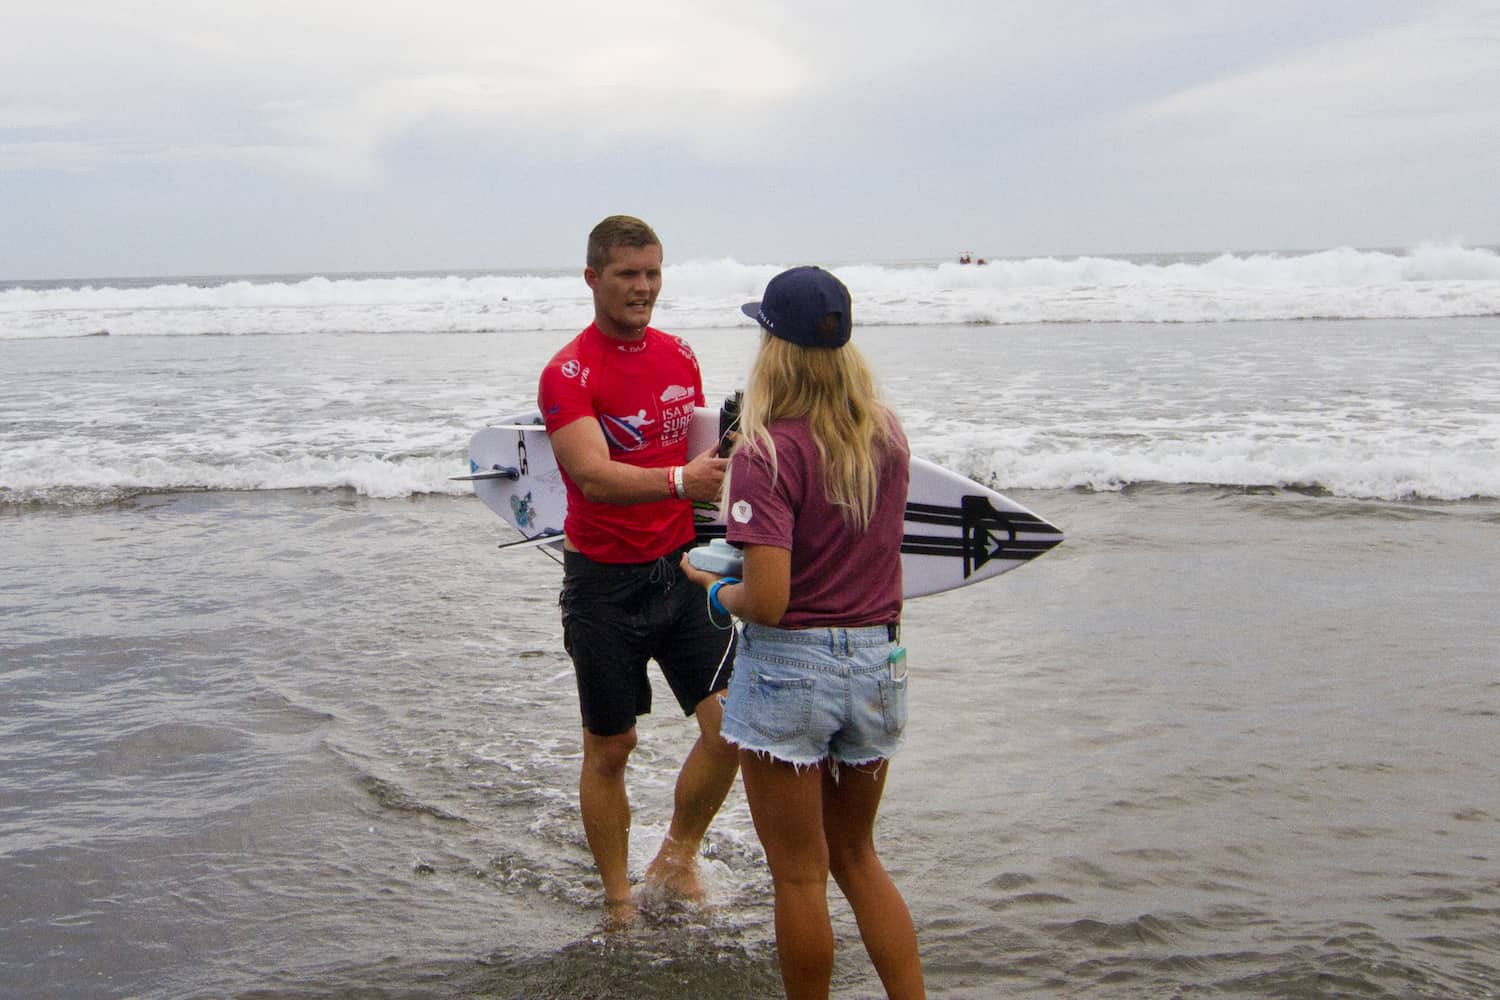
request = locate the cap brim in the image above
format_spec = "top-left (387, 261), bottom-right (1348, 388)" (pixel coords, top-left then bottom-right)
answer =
top-left (740, 302), bottom-right (761, 323)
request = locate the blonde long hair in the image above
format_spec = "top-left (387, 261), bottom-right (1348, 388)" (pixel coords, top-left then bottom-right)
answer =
top-left (734, 333), bottom-right (896, 531)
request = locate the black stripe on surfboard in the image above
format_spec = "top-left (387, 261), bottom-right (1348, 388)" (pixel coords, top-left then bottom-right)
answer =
top-left (900, 535), bottom-right (1058, 559)
top-left (697, 525), bottom-right (1058, 555)
top-left (905, 501), bottom-right (1060, 533)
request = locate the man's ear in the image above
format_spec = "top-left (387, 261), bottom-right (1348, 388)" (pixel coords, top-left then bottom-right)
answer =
top-left (583, 267), bottom-right (598, 290)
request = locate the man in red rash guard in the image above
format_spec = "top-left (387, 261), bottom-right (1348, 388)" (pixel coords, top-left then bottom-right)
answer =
top-left (537, 215), bottom-right (736, 924)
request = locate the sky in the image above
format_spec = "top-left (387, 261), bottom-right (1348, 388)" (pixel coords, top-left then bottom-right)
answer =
top-left (3, 1), bottom-right (1499, 279)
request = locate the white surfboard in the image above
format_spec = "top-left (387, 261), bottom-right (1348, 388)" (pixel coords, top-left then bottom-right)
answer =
top-left (463, 406), bottom-right (1063, 598)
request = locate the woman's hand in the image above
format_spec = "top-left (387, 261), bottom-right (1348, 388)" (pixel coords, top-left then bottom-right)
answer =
top-left (679, 553), bottom-right (722, 590)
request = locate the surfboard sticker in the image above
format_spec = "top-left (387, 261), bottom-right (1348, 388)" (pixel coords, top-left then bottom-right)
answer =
top-left (467, 406), bottom-right (1063, 598)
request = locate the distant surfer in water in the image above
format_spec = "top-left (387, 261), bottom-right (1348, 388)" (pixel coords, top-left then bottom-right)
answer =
top-left (681, 267), bottom-right (924, 998)
top-left (537, 215), bottom-right (737, 926)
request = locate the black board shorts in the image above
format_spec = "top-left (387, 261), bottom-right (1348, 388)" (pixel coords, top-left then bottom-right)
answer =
top-left (560, 547), bottom-right (736, 737)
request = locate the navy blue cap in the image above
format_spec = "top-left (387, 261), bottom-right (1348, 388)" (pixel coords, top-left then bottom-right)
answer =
top-left (740, 266), bottom-right (852, 348)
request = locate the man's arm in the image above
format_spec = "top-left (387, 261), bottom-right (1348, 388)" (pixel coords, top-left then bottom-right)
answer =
top-left (550, 417), bottom-right (728, 505)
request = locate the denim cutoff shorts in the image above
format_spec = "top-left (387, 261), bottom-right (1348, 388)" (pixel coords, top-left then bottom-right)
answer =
top-left (720, 622), bottom-right (909, 768)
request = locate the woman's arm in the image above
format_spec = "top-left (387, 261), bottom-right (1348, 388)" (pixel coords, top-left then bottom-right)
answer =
top-left (680, 543), bottom-right (790, 626)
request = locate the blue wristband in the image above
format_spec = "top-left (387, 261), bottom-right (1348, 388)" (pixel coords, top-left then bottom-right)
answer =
top-left (708, 577), bottom-right (740, 617)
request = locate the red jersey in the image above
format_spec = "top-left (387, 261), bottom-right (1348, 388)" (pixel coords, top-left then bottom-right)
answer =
top-left (538, 323), bottom-right (705, 562)
top-left (725, 416), bottom-right (908, 628)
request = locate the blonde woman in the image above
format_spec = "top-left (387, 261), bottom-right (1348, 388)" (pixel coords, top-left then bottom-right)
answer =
top-left (681, 266), bottom-right (923, 999)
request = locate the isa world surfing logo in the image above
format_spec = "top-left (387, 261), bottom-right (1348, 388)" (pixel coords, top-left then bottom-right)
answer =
top-left (599, 410), bottom-right (654, 452)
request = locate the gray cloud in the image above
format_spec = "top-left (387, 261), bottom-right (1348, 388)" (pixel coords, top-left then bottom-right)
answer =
top-left (3, 1), bottom-right (1496, 278)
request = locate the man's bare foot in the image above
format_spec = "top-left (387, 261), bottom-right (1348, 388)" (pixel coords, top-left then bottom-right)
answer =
top-left (642, 844), bottom-right (705, 904)
top-left (603, 896), bottom-right (639, 932)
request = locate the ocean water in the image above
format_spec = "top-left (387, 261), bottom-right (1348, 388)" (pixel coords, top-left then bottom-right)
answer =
top-left (2, 248), bottom-right (1499, 998)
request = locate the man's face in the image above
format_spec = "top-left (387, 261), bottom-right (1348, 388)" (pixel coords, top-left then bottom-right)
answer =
top-left (586, 243), bottom-right (663, 338)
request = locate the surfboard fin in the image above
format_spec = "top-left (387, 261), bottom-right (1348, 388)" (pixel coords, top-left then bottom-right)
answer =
top-left (450, 465), bottom-right (521, 482)
top-left (496, 531), bottom-right (563, 551)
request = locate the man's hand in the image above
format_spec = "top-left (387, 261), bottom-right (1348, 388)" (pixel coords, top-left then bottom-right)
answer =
top-left (681, 444), bottom-right (728, 503)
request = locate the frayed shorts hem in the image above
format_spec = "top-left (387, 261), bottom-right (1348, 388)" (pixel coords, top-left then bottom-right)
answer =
top-left (722, 733), bottom-right (828, 771)
top-left (723, 734), bottom-right (897, 782)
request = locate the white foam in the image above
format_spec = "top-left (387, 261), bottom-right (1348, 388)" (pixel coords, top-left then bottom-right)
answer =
top-left (4, 243), bottom-right (1499, 340)
top-left (5, 414), bottom-right (1494, 505)
top-left (4, 247), bottom-right (1498, 504)
top-left (903, 411), bottom-right (1500, 502)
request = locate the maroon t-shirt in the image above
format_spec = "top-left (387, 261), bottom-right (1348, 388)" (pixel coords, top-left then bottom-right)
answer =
top-left (724, 416), bottom-right (908, 628)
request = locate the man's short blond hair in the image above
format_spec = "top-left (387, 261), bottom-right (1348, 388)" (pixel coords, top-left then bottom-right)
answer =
top-left (587, 215), bottom-right (661, 272)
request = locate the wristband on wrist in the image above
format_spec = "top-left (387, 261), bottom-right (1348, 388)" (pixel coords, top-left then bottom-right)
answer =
top-left (673, 465), bottom-right (687, 500)
top-left (707, 577), bottom-right (740, 617)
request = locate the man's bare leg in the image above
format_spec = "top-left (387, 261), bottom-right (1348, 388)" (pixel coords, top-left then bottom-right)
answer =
top-left (643, 693), bottom-right (739, 902)
top-left (580, 726), bottom-right (638, 924)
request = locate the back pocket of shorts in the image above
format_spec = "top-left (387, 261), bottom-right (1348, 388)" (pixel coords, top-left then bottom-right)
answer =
top-left (742, 672), bottom-right (814, 742)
